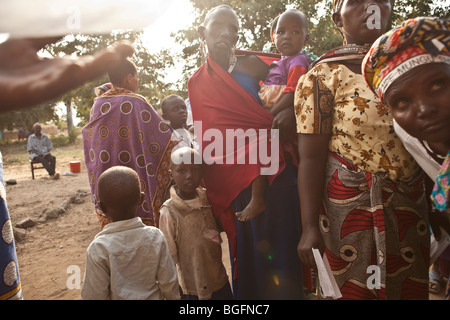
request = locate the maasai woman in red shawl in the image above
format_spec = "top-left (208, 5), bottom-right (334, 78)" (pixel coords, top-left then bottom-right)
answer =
top-left (188, 5), bottom-right (306, 299)
top-left (83, 59), bottom-right (175, 228)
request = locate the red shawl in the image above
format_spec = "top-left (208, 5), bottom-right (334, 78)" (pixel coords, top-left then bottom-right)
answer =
top-left (188, 51), bottom-right (296, 258)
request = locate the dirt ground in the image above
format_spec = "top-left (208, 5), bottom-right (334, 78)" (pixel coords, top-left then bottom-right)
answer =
top-left (3, 146), bottom-right (98, 299)
top-left (1, 141), bottom-right (446, 300)
top-left (2, 141), bottom-right (232, 300)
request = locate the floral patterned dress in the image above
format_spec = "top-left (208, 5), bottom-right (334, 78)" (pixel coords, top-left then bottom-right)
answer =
top-left (295, 63), bottom-right (430, 299)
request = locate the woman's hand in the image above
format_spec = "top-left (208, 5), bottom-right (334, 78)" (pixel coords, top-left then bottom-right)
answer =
top-left (271, 107), bottom-right (296, 140)
top-left (297, 226), bottom-right (324, 269)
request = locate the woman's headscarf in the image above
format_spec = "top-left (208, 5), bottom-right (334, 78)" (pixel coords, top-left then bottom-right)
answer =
top-left (362, 17), bottom-right (450, 104)
top-left (93, 82), bottom-right (112, 97)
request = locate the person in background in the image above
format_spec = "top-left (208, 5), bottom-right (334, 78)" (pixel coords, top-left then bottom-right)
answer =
top-left (161, 94), bottom-right (197, 151)
top-left (81, 166), bottom-right (180, 300)
top-left (159, 147), bottom-right (232, 300)
top-left (83, 59), bottom-right (176, 229)
top-left (27, 122), bottom-right (59, 180)
top-left (295, 0), bottom-right (429, 299)
top-left (363, 16), bottom-right (450, 299)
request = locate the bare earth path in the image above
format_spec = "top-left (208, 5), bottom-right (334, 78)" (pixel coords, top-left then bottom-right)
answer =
top-left (3, 140), bottom-right (98, 299)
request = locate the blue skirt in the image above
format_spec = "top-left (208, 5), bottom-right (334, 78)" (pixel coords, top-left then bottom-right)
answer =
top-left (231, 162), bottom-right (304, 299)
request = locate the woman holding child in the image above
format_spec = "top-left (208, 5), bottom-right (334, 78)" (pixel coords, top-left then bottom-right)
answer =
top-left (188, 5), bottom-right (305, 299)
top-left (294, 0), bottom-right (430, 299)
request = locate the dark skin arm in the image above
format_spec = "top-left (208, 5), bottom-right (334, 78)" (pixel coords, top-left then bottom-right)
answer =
top-left (235, 54), bottom-right (269, 82)
top-left (236, 55), bottom-right (296, 139)
top-left (297, 133), bottom-right (330, 269)
top-left (271, 93), bottom-right (296, 140)
top-left (0, 37), bottom-right (134, 112)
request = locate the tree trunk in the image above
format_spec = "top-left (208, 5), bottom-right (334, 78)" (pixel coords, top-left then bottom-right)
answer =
top-left (65, 100), bottom-right (74, 134)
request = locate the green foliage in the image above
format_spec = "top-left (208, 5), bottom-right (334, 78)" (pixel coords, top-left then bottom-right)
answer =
top-left (68, 127), bottom-right (80, 144)
top-left (175, 0), bottom-right (448, 82)
top-left (0, 99), bottom-right (58, 132)
top-left (49, 134), bottom-right (71, 147)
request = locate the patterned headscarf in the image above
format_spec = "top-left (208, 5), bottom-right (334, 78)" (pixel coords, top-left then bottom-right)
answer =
top-left (93, 82), bottom-right (112, 97)
top-left (363, 17), bottom-right (450, 104)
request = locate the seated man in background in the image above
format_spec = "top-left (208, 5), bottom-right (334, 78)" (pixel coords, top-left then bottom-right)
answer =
top-left (27, 122), bottom-right (59, 179)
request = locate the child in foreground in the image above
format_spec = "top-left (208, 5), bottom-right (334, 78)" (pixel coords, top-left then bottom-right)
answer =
top-left (159, 147), bottom-right (233, 300)
top-left (81, 166), bottom-right (180, 300)
top-left (236, 9), bottom-right (310, 222)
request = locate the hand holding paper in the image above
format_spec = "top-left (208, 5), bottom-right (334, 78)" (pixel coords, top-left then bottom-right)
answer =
top-left (312, 248), bottom-right (342, 299)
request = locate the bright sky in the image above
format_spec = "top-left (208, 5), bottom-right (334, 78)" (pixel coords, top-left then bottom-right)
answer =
top-left (140, 0), bottom-right (196, 84)
top-left (142, 0), bottom-right (195, 54)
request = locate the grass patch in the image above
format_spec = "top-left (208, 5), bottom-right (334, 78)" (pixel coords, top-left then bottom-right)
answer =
top-left (1, 136), bottom-right (84, 166)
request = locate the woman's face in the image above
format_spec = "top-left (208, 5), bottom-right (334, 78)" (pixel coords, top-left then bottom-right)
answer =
top-left (334, 0), bottom-right (391, 45)
top-left (385, 63), bottom-right (450, 145)
top-left (199, 7), bottom-right (239, 66)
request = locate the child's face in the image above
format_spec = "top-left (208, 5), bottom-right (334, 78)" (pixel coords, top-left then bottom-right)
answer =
top-left (170, 162), bottom-right (203, 199)
top-left (385, 63), bottom-right (450, 145)
top-left (163, 96), bottom-right (188, 129)
top-left (275, 12), bottom-right (308, 56)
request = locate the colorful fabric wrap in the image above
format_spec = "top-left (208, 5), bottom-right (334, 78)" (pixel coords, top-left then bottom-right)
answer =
top-left (188, 51), bottom-right (299, 258)
top-left (0, 152), bottom-right (22, 300)
top-left (363, 17), bottom-right (450, 104)
top-left (310, 43), bottom-right (370, 70)
top-left (431, 151), bottom-right (450, 211)
top-left (83, 87), bottom-right (176, 228)
top-left (93, 83), bottom-right (112, 97)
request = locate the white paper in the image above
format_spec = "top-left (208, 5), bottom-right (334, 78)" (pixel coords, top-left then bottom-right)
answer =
top-left (312, 248), bottom-right (342, 299)
top-left (0, 0), bottom-right (175, 38)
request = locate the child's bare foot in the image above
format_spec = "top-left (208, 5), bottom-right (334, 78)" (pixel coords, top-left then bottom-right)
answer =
top-left (236, 198), bottom-right (266, 221)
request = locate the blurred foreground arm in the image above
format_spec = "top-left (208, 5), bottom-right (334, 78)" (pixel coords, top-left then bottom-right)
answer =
top-left (0, 37), bottom-right (134, 112)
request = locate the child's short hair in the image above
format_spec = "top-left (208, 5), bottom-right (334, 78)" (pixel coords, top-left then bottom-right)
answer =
top-left (108, 59), bottom-right (137, 86)
top-left (271, 9), bottom-right (309, 41)
top-left (97, 166), bottom-right (141, 212)
top-left (160, 94), bottom-right (184, 115)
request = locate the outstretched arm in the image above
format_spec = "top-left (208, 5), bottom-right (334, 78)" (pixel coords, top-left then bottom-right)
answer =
top-left (0, 37), bottom-right (134, 112)
top-left (297, 133), bottom-right (329, 269)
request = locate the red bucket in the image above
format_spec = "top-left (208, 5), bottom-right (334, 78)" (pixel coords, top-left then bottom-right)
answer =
top-left (69, 161), bottom-right (81, 173)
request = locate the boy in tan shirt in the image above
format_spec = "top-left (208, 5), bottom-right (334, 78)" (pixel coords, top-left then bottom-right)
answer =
top-left (159, 147), bottom-right (232, 300)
